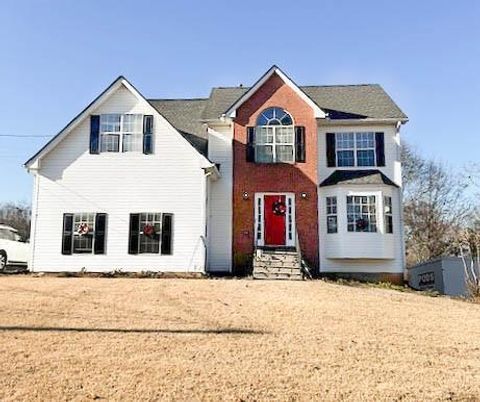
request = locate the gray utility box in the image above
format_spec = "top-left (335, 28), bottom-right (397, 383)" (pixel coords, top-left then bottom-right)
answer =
top-left (408, 257), bottom-right (473, 296)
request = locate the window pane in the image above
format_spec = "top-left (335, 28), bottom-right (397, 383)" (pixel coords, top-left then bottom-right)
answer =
top-left (101, 134), bottom-right (120, 152)
top-left (276, 145), bottom-right (294, 162)
top-left (255, 145), bottom-right (274, 163)
top-left (256, 108), bottom-right (293, 127)
top-left (336, 132), bottom-right (354, 149)
top-left (357, 150), bottom-right (375, 166)
top-left (355, 132), bottom-right (374, 148)
top-left (280, 114), bottom-right (293, 125)
top-left (122, 133), bottom-right (143, 152)
top-left (256, 127), bottom-right (273, 144)
top-left (123, 114), bottom-right (143, 132)
top-left (275, 126), bottom-right (294, 144)
top-left (73, 213), bottom-right (95, 253)
top-left (139, 213), bottom-right (161, 254)
top-left (327, 216), bottom-right (337, 233)
top-left (337, 150), bottom-right (355, 167)
top-left (100, 114), bottom-right (121, 133)
top-left (346, 196), bottom-right (377, 232)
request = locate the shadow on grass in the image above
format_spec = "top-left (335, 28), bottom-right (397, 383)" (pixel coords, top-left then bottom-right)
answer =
top-left (0, 325), bottom-right (266, 335)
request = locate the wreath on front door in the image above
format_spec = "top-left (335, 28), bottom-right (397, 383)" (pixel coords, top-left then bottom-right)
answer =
top-left (272, 200), bottom-right (287, 216)
top-left (143, 224), bottom-right (156, 237)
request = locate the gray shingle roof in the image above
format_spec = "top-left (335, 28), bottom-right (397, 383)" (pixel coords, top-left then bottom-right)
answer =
top-left (201, 84), bottom-right (407, 120)
top-left (319, 170), bottom-right (399, 187)
top-left (148, 83), bottom-right (406, 157)
top-left (149, 99), bottom-right (208, 155)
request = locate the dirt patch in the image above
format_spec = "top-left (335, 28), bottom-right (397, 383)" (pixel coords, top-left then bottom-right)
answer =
top-left (0, 277), bottom-right (479, 401)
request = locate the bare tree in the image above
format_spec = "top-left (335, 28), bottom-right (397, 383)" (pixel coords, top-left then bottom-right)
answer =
top-left (0, 201), bottom-right (31, 240)
top-left (402, 144), bottom-right (470, 266)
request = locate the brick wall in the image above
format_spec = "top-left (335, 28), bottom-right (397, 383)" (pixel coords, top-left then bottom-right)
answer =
top-left (232, 72), bottom-right (319, 274)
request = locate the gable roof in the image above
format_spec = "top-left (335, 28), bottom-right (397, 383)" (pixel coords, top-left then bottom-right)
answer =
top-left (223, 65), bottom-right (327, 119)
top-left (202, 84), bottom-right (407, 121)
top-left (319, 169), bottom-right (399, 187)
top-left (26, 69), bottom-right (407, 168)
top-left (25, 75), bottom-right (129, 168)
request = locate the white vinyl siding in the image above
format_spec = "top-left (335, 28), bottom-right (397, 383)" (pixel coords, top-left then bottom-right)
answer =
top-left (30, 85), bottom-right (208, 273)
top-left (207, 125), bottom-right (233, 272)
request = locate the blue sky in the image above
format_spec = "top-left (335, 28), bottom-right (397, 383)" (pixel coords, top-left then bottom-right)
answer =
top-left (0, 0), bottom-right (479, 202)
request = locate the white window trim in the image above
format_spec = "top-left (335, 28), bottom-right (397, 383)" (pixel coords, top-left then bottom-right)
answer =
top-left (100, 114), bottom-right (143, 153)
top-left (336, 132), bottom-right (376, 167)
top-left (344, 190), bottom-right (384, 234)
top-left (254, 193), bottom-right (296, 247)
top-left (255, 126), bottom-right (295, 163)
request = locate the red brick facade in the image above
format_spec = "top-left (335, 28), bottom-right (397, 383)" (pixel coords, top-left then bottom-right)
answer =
top-left (232, 73), bottom-right (319, 273)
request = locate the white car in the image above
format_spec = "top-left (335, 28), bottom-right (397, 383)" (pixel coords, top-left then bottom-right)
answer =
top-left (0, 224), bottom-right (29, 271)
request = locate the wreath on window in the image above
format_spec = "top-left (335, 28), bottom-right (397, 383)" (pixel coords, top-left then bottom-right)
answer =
top-left (356, 218), bottom-right (368, 231)
top-left (77, 223), bottom-right (90, 236)
top-left (272, 200), bottom-right (287, 216)
top-left (143, 224), bottom-right (156, 237)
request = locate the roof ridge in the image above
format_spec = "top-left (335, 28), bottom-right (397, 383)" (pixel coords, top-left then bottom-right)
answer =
top-left (211, 83), bottom-right (381, 90)
top-left (301, 83), bottom-right (381, 88)
top-left (148, 97), bottom-right (208, 102)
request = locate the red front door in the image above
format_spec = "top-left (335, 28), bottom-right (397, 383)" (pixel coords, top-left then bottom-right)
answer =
top-left (264, 195), bottom-right (286, 246)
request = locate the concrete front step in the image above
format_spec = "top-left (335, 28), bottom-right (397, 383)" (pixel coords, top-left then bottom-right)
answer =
top-left (252, 271), bottom-right (303, 280)
top-left (253, 260), bottom-right (300, 268)
top-left (254, 265), bottom-right (302, 274)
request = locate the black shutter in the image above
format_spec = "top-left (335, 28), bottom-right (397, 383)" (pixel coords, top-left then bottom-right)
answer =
top-left (246, 127), bottom-right (255, 162)
top-left (90, 115), bottom-right (100, 154)
top-left (94, 213), bottom-right (107, 255)
top-left (326, 133), bottom-right (336, 167)
top-left (295, 126), bottom-right (306, 163)
top-left (62, 213), bottom-right (74, 255)
top-left (143, 115), bottom-right (154, 154)
top-left (161, 214), bottom-right (173, 255)
top-left (128, 214), bottom-right (140, 254)
top-left (375, 132), bottom-right (385, 167)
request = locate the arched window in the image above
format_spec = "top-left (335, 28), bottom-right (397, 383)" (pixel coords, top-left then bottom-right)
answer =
top-left (255, 107), bottom-right (295, 163)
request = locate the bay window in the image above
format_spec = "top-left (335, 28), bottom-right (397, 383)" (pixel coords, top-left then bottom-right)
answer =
top-left (347, 195), bottom-right (377, 232)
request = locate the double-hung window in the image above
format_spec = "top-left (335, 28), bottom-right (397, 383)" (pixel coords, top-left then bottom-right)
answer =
top-left (326, 197), bottom-right (338, 233)
top-left (384, 196), bottom-right (393, 233)
top-left (336, 132), bottom-right (375, 167)
top-left (129, 213), bottom-right (173, 255)
top-left (100, 114), bottom-right (143, 153)
top-left (61, 212), bottom-right (107, 255)
top-left (347, 196), bottom-right (377, 232)
top-left (255, 107), bottom-right (295, 163)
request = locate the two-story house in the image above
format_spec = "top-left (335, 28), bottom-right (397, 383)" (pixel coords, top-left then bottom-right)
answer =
top-left (25, 66), bottom-right (407, 282)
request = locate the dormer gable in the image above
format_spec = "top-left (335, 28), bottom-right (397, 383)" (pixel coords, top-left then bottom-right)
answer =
top-left (224, 65), bottom-right (327, 119)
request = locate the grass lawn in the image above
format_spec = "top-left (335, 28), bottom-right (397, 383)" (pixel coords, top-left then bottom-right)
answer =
top-left (0, 277), bottom-right (480, 401)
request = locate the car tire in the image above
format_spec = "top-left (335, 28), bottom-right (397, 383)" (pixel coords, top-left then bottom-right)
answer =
top-left (0, 251), bottom-right (6, 271)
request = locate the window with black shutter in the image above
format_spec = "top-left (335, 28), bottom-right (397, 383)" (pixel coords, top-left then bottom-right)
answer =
top-left (161, 214), bottom-right (173, 255)
top-left (295, 126), bottom-right (306, 163)
top-left (143, 115), bottom-right (154, 154)
top-left (62, 214), bottom-right (74, 255)
top-left (129, 212), bottom-right (174, 255)
top-left (62, 213), bottom-right (107, 255)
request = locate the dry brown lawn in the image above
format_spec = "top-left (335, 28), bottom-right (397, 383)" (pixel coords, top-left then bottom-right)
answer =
top-left (0, 277), bottom-right (480, 401)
